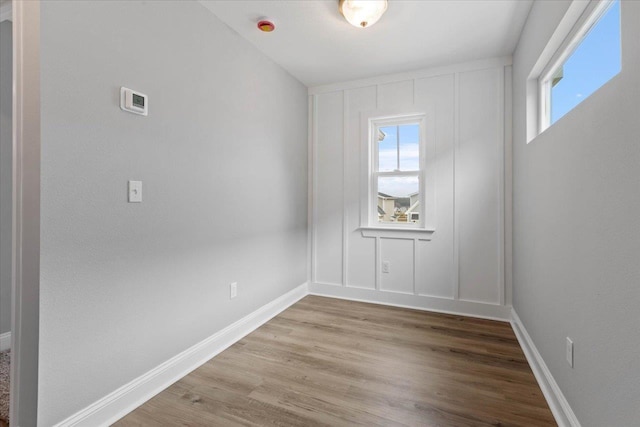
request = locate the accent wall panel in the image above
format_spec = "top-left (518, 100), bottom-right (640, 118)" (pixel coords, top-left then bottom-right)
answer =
top-left (345, 86), bottom-right (377, 289)
top-left (314, 91), bottom-right (344, 285)
top-left (380, 238), bottom-right (414, 294)
top-left (309, 58), bottom-right (510, 319)
top-left (414, 74), bottom-right (456, 299)
top-left (378, 80), bottom-right (414, 109)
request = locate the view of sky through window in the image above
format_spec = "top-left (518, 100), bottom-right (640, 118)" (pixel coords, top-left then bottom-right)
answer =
top-left (550, 0), bottom-right (621, 124)
top-left (378, 126), bottom-right (399, 172)
top-left (377, 123), bottom-right (420, 197)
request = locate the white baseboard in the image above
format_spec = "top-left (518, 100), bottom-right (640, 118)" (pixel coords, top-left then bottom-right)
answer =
top-left (0, 332), bottom-right (10, 352)
top-left (309, 282), bottom-right (511, 322)
top-left (511, 308), bottom-right (581, 427)
top-left (54, 282), bottom-right (309, 427)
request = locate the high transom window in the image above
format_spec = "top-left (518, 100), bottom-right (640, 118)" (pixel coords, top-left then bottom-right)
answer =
top-left (540, 0), bottom-right (621, 130)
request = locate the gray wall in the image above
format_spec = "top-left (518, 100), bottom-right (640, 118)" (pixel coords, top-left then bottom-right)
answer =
top-left (512, 1), bottom-right (640, 425)
top-left (0, 20), bottom-right (12, 337)
top-left (38, 1), bottom-right (307, 424)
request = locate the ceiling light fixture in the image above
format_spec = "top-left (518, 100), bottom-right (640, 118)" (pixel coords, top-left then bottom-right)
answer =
top-left (339, 0), bottom-right (388, 29)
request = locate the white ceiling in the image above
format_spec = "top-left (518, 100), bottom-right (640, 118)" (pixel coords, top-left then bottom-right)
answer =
top-left (201, 0), bottom-right (533, 87)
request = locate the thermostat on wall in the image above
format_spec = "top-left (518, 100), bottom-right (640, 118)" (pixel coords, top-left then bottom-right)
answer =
top-left (120, 87), bottom-right (148, 116)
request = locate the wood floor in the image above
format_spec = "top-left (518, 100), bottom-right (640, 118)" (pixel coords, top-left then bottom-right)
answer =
top-left (116, 296), bottom-right (556, 427)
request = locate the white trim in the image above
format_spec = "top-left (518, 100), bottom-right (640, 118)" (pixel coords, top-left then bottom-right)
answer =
top-left (309, 56), bottom-right (513, 95)
top-left (0, 1), bottom-right (11, 22)
top-left (496, 66), bottom-right (505, 306)
top-left (342, 91), bottom-right (348, 287)
top-left (411, 239), bottom-right (417, 295)
top-left (54, 283), bottom-right (309, 427)
top-left (307, 95), bottom-right (313, 285)
top-left (0, 332), bottom-right (10, 351)
top-left (310, 95), bottom-right (318, 284)
top-left (374, 236), bottom-right (380, 290)
top-left (504, 65), bottom-right (514, 307)
top-left (359, 227), bottom-right (434, 240)
top-left (511, 309), bottom-right (582, 427)
top-left (11, 0), bottom-right (41, 425)
top-left (452, 72), bottom-right (460, 300)
top-left (310, 282), bottom-right (511, 322)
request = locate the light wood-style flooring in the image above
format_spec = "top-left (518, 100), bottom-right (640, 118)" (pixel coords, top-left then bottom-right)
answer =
top-left (116, 296), bottom-right (556, 426)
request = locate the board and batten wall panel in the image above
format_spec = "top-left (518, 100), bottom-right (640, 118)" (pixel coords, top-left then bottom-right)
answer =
top-left (345, 86), bottom-right (377, 289)
top-left (310, 58), bottom-right (510, 319)
top-left (414, 74), bottom-right (455, 299)
top-left (314, 91), bottom-right (344, 285)
top-left (380, 238), bottom-right (414, 294)
top-left (378, 80), bottom-right (414, 109)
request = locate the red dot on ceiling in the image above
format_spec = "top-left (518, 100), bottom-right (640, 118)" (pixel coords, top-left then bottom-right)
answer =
top-left (257, 20), bottom-right (275, 32)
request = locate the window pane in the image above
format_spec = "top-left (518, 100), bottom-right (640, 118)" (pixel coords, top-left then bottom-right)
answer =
top-left (377, 125), bottom-right (397, 172)
top-left (377, 176), bottom-right (420, 224)
top-left (377, 124), bottom-right (420, 172)
top-left (550, 0), bottom-right (621, 124)
top-left (399, 124), bottom-right (420, 171)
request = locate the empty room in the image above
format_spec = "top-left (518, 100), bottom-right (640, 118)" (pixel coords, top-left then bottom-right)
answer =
top-left (0, 0), bottom-right (638, 426)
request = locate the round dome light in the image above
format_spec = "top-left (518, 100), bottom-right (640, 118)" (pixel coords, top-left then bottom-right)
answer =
top-left (339, 0), bottom-right (388, 28)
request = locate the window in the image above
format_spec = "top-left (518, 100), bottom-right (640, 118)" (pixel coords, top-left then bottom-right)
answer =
top-left (540, 0), bottom-right (621, 130)
top-left (367, 114), bottom-right (426, 228)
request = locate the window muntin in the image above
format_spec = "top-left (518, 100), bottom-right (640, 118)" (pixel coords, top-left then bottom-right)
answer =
top-left (540, 0), bottom-right (621, 130)
top-left (370, 116), bottom-right (425, 227)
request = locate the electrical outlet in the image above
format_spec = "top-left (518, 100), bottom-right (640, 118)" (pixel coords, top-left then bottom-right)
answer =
top-left (566, 337), bottom-right (574, 368)
top-left (382, 261), bottom-right (390, 273)
top-left (230, 282), bottom-right (237, 299)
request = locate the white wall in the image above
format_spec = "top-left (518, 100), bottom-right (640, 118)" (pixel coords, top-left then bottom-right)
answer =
top-left (512, 1), bottom-right (640, 425)
top-left (309, 59), bottom-right (511, 320)
top-left (38, 1), bottom-right (307, 425)
top-left (0, 20), bottom-right (11, 337)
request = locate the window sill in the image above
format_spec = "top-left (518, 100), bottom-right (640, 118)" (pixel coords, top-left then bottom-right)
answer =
top-left (359, 227), bottom-right (435, 240)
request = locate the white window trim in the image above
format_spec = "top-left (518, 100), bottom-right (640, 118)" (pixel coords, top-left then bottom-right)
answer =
top-left (538, 0), bottom-right (619, 133)
top-left (359, 109), bottom-right (436, 237)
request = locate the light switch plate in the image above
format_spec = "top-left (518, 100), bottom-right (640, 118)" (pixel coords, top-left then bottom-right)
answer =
top-left (128, 181), bottom-right (142, 203)
top-left (566, 337), bottom-right (574, 368)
